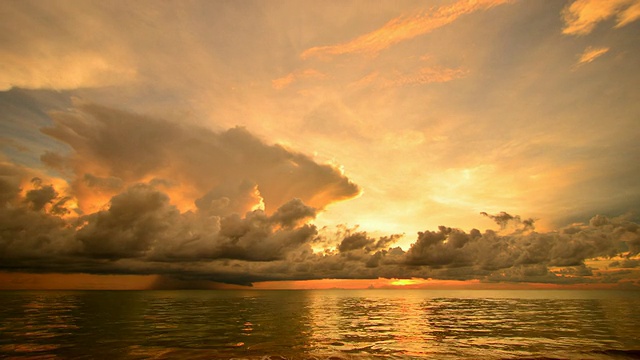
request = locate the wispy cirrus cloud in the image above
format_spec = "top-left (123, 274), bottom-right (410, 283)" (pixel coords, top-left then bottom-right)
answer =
top-left (300, 0), bottom-right (512, 59)
top-left (348, 66), bottom-right (468, 90)
top-left (562, 0), bottom-right (640, 35)
top-left (272, 69), bottom-right (326, 90)
top-left (383, 66), bottom-right (469, 87)
top-left (576, 46), bottom-right (610, 66)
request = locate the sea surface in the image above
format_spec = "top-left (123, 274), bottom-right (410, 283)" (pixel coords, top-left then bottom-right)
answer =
top-left (1, 289), bottom-right (639, 359)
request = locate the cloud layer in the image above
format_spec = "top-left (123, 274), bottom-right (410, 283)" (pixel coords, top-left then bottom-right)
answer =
top-left (1, 109), bottom-right (638, 287)
top-left (2, 180), bottom-right (638, 286)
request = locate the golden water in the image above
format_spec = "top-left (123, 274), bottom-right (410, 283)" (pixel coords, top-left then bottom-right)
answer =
top-left (1, 290), bottom-right (639, 359)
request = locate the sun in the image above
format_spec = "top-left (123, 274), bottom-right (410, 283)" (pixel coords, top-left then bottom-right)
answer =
top-left (390, 279), bottom-right (423, 286)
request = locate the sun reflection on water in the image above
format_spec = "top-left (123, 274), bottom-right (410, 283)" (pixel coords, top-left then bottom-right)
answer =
top-left (0, 290), bottom-right (639, 359)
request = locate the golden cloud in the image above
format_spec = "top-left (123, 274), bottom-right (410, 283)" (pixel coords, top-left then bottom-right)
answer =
top-left (272, 69), bottom-right (326, 90)
top-left (383, 66), bottom-right (469, 87)
top-left (562, 0), bottom-right (640, 35)
top-left (301, 0), bottom-right (511, 59)
top-left (577, 46), bottom-right (610, 65)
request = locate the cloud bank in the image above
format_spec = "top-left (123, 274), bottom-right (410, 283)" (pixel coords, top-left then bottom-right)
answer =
top-left (1, 104), bottom-right (638, 288)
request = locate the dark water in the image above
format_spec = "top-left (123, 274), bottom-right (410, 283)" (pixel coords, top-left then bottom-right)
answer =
top-left (1, 290), bottom-right (639, 359)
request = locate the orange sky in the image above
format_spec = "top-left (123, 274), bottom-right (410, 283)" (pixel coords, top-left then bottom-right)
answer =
top-left (1, 0), bottom-right (639, 290)
top-left (0, 272), bottom-right (631, 291)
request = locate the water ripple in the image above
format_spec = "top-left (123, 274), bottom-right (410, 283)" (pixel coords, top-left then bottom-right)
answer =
top-left (0, 290), bottom-right (639, 359)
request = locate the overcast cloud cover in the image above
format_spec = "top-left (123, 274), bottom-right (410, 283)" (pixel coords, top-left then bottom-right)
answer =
top-left (1, 0), bottom-right (639, 288)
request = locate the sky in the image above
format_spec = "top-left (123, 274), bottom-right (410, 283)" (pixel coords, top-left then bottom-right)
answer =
top-left (0, 0), bottom-right (639, 289)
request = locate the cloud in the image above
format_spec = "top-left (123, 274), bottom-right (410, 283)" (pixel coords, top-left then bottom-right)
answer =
top-left (1, 171), bottom-right (639, 287)
top-left (383, 66), bottom-right (469, 87)
top-left (338, 231), bottom-right (399, 253)
top-left (562, 0), bottom-right (640, 35)
top-left (23, 178), bottom-right (58, 211)
top-left (0, 161), bottom-right (29, 204)
top-left (0, 179), bottom-right (322, 282)
top-left (405, 227), bottom-right (479, 267)
top-left (301, 0), bottom-right (512, 59)
top-left (480, 211), bottom-right (535, 232)
top-left (0, 102), bottom-right (362, 283)
top-left (417, 214), bottom-right (634, 277)
top-left (76, 184), bottom-right (179, 259)
top-left (576, 46), bottom-right (610, 65)
top-left (272, 69), bottom-right (325, 90)
top-left (1, 103), bottom-right (639, 287)
top-left (345, 66), bottom-right (468, 92)
top-left (609, 259), bottom-right (639, 268)
top-left (40, 102), bottom-right (360, 213)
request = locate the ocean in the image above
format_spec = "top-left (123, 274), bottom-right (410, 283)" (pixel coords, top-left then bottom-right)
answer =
top-left (0, 289), bottom-right (639, 359)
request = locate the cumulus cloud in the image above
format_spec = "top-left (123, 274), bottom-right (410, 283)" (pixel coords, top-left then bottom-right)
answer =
top-left (24, 178), bottom-right (58, 211)
top-left (77, 184), bottom-right (180, 259)
top-left (480, 211), bottom-right (535, 232)
top-left (562, 0), bottom-right (640, 35)
top-left (0, 178), bottom-right (320, 277)
top-left (301, 0), bottom-right (512, 59)
top-left (2, 171), bottom-right (639, 287)
top-left (338, 232), bottom-right (400, 254)
top-left (609, 259), bottom-right (639, 268)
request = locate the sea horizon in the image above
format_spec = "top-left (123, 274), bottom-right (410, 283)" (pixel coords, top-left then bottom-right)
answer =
top-left (2, 289), bottom-right (639, 359)
top-left (2, 0), bottom-right (640, 358)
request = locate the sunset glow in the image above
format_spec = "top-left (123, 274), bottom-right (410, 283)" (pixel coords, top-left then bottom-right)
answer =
top-left (0, 0), bottom-right (639, 290)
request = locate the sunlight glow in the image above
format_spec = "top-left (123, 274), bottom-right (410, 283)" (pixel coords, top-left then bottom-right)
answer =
top-left (390, 279), bottom-right (425, 286)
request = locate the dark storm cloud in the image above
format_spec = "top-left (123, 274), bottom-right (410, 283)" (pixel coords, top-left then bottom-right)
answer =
top-left (24, 178), bottom-right (57, 211)
top-left (0, 195), bottom-right (78, 261)
top-left (0, 180), bottom-right (317, 278)
top-left (77, 184), bottom-right (179, 259)
top-left (74, 185), bottom-right (319, 263)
